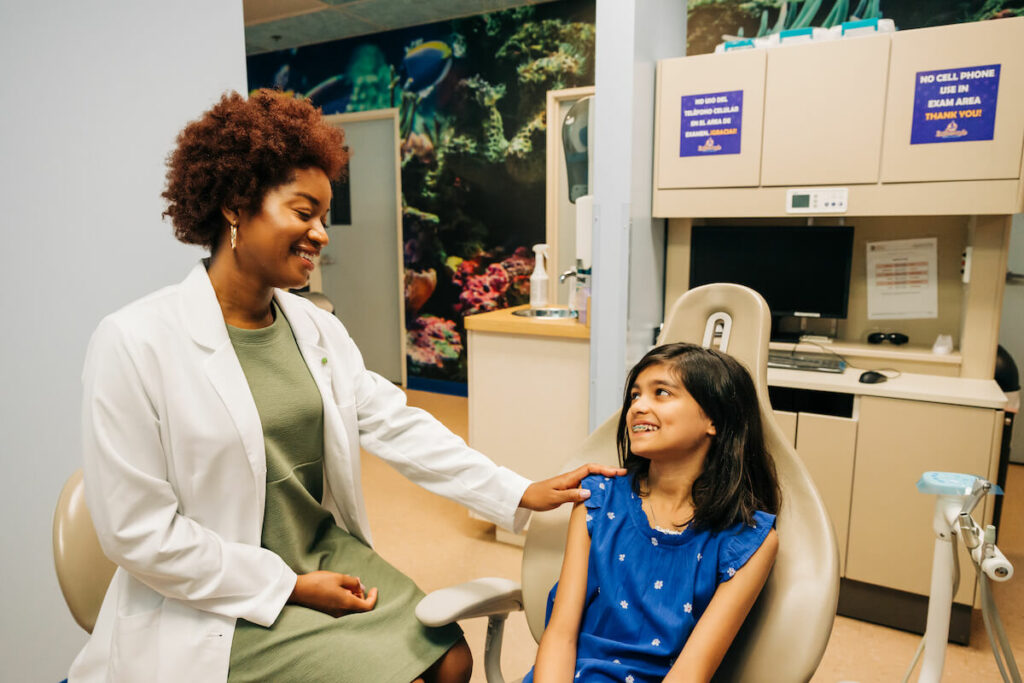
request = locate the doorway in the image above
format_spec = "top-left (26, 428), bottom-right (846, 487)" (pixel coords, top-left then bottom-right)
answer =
top-left (320, 110), bottom-right (405, 385)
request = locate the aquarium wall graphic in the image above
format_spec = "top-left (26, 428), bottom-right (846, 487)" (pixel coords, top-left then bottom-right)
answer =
top-left (686, 0), bottom-right (1023, 55)
top-left (248, 1), bottom-right (595, 391)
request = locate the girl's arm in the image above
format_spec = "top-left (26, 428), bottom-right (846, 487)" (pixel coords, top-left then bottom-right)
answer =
top-left (532, 501), bottom-right (592, 682)
top-left (664, 528), bottom-right (779, 683)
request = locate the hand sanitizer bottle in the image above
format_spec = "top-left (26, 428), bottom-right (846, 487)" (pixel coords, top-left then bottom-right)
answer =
top-left (530, 244), bottom-right (549, 308)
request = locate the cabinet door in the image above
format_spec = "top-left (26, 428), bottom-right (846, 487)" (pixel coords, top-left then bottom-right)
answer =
top-left (772, 410), bottom-right (797, 447)
top-left (846, 396), bottom-right (999, 603)
top-left (880, 19), bottom-right (1024, 183)
top-left (467, 332), bottom-right (590, 482)
top-left (794, 413), bottom-right (857, 574)
top-left (655, 50), bottom-right (766, 189)
top-left (761, 35), bottom-right (891, 186)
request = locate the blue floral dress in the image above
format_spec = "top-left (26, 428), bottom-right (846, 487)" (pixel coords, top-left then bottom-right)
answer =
top-left (524, 474), bottom-right (775, 683)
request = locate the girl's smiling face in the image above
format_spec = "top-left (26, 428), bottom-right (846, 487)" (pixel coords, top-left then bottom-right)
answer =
top-left (227, 166), bottom-right (332, 290)
top-left (627, 362), bottom-right (716, 461)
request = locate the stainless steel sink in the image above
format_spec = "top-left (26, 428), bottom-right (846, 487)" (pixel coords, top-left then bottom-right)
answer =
top-left (512, 307), bottom-right (578, 319)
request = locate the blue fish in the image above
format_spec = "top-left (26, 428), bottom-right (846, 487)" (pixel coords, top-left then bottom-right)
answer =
top-left (400, 40), bottom-right (453, 98)
top-left (273, 64), bottom-right (290, 90)
top-left (304, 75), bottom-right (352, 114)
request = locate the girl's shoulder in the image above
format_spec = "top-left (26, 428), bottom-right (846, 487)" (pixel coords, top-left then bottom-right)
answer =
top-left (580, 472), bottom-right (632, 510)
top-left (710, 510), bottom-right (776, 583)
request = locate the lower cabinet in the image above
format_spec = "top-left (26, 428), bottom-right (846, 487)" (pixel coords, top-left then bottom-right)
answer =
top-left (775, 392), bottom-right (1002, 610)
top-left (845, 396), bottom-right (1002, 605)
top-left (772, 408), bottom-right (857, 572)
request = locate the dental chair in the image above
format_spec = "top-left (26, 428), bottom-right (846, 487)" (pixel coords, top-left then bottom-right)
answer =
top-left (53, 469), bottom-right (116, 633)
top-left (417, 283), bottom-right (840, 682)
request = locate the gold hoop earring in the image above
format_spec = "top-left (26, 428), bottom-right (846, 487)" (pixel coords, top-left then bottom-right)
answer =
top-left (230, 222), bottom-right (238, 250)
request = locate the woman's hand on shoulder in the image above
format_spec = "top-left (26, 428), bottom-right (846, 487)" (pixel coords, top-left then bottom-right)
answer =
top-left (289, 570), bottom-right (378, 617)
top-left (519, 463), bottom-right (626, 511)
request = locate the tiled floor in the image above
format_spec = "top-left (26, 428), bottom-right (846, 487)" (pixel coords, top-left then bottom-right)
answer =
top-left (363, 389), bottom-right (1022, 682)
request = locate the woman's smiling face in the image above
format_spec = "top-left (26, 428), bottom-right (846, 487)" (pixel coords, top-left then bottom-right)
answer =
top-left (626, 362), bottom-right (716, 461)
top-left (230, 166), bottom-right (333, 290)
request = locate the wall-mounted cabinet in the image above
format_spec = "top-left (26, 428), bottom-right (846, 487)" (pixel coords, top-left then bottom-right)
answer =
top-left (655, 50), bottom-right (766, 189)
top-left (761, 35), bottom-right (890, 187)
top-left (653, 17), bottom-right (1024, 217)
top-left (880, 19), bottom-right (1024, 183)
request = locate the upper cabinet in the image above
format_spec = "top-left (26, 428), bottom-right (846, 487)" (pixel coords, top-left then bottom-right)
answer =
top-left (653, 17), bottom-right (1024, 217)
top-left (655, 49), bottom-right (766, 189)
top-left (880, 19), bottom-right (1024, 183)
top-left (761, 35), bottom-right (890, 186)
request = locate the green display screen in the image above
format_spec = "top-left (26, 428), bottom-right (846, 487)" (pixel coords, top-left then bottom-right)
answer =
top-left (792, 194), bottom-right (811, 208)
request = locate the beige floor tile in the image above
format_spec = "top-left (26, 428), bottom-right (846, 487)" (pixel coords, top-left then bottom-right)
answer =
top-left (369, 389), bottom-right (1022, 683)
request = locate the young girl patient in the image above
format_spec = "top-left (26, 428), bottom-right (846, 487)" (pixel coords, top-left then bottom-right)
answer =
top-left (527, 343), bottom-right (781, 682)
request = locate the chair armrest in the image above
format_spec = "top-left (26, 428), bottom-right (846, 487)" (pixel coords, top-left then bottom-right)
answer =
top-left (416, 577), bottom-right (524, 626)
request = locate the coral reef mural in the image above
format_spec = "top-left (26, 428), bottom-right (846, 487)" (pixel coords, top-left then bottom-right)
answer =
top-left (248, 0), bottom-right (595, 391)
top-left (686, 0), bottom-right (1024, 55)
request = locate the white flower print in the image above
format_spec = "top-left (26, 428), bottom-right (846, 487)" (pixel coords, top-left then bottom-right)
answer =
top-left (586, 514), bottom-right (593, 523)
top-left (599, 482), bottom-right (605, 489)
top-left (652, 638), bottom-right (661, 646)
top-left (607, 512), bottom-right (616, 520)
top-left (575, 672), bottom-right (580, 679)
top-left (613, 659), bottom-right (621, 665)
top-left (684, 602), bottom-right (693, 613)
top-left (651, 537), bottom-right (659, 546)
top-left (619, 554), bottom-right (626, 562)
top-left (620, 600), bottom-right (629, 609)
top-left (727, 567), bottom-right (737, 577)
top-left (697, 552), bottom-right (702, 562)
top-left (654, 580), bottom-right (664, 589)
top-left (626, 676), bottom-right (635, 683)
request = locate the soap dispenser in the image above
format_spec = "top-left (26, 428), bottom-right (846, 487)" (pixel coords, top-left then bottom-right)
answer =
top-left (529, 244), bottom-right (549, 308)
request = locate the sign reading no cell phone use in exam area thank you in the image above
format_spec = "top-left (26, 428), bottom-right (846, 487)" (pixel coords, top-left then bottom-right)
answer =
top-left (911, 64), bottom-right (1000, 144)
top-left (680, 90), bottom-right (743, 157)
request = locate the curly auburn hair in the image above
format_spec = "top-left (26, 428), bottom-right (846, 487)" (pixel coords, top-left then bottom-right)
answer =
top-left (162, 89), bottom-right (347, 250)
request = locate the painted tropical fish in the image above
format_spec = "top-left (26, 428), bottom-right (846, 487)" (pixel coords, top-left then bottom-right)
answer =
top-left (304, 74), bottom-right (353, 114)
top-left (400, 40), bottom-right (453, 98)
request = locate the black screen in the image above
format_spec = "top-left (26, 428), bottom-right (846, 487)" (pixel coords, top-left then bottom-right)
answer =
top-left (689, 225), bottom-right (853, 319)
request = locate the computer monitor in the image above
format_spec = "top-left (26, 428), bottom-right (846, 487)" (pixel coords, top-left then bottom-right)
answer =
top-left (689, 224), bottom-right (854, 339)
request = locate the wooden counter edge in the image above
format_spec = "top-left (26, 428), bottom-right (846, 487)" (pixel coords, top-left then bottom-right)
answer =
top-left (464, 305), bottom-right (590, 340)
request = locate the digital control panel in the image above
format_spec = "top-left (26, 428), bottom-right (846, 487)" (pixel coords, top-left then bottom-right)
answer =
top-left (785, 187), bottom-right (849, 214)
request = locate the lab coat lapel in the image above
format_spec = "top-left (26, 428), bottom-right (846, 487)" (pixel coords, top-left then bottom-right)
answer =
top-left (180, 264), bottom-right (268, 508)
top-left (275, 292), bottom-right (367, 543)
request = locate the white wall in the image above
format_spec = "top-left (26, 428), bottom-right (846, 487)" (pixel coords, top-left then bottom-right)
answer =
top-left (0, 2), bottom-right (246, 679)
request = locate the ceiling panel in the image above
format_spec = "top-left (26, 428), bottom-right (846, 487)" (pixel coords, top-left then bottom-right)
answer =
top-left (243, 0), bottom-right (328, 26)
top-left (245, 8), bottom-right (382, 54)
top-left (243, 0), bottom-right (555, 56)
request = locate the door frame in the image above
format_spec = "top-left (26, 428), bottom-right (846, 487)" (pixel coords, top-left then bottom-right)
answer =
top-left (320, 108), bottom-right (407, 387)
top-left (546, 86), bottom-right (595, 304)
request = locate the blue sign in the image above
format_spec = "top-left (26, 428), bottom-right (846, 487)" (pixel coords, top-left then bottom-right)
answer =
top-left (910, 64), bottom-right (1000, 145)
top-left (680, 90), bottom-right (743, 157)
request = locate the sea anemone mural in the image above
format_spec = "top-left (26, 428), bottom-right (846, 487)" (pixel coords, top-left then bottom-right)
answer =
top-left (248, 0), bottom-right (595, 390)
top-left (686, 0), bottom-right (1024, 55)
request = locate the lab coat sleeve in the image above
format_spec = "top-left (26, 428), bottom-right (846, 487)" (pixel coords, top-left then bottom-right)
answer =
top-left (81, 318), bottom-right (296, 627)
top-left (338, 330), bottom-right (532, 532)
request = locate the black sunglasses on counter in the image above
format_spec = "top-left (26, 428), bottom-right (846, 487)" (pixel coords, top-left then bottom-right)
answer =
top-left (867, 332), bottom-right (909, 345)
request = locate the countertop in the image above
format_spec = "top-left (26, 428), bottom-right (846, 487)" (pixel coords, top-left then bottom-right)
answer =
top-left (767, 366), bottom-right (1007, 409)
top-left (464, 305), bottom-right (590, 340)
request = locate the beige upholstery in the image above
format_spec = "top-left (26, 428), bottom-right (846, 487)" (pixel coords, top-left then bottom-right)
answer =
top-left (521, 283), bottom-right (840, 681)
top-left (53, 469), bottom-right (116, 633)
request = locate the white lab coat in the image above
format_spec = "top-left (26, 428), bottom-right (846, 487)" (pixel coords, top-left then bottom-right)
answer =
top-left (69, 263), bottom-right (532, 683)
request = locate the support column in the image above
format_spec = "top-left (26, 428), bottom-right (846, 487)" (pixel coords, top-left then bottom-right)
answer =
top-left (589, 1), bottom-right (687, 429)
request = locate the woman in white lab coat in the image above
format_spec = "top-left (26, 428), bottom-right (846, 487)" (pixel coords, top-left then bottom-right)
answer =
top-left (69, 90), bottom-right (619, 683)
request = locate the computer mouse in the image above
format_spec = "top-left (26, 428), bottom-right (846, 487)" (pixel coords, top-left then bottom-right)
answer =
top-left (859, 370), bottom-right (887, 384)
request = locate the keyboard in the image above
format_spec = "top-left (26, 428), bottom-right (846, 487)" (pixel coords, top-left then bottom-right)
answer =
top-left (768, 351), bottom-right (846, 373)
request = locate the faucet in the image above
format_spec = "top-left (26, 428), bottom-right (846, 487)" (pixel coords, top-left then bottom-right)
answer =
top-left (559, 259), bottom-right (591, 321)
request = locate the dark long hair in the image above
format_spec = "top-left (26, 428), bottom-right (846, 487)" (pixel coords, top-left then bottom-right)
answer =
top-left (615, 343), bottom-right (780, 531)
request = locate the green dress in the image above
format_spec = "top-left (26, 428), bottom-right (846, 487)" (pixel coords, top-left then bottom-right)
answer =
top-left (225, 303), bottom-right (461, 683)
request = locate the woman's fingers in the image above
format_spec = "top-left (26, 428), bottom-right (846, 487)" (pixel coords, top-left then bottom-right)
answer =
top-left (519, 463), bottom-right (627, 511)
